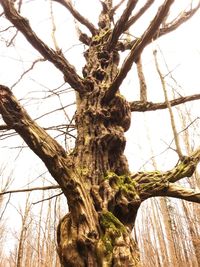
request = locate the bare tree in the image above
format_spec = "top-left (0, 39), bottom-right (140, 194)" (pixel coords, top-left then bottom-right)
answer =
top-left (0, 1), bottom-right (200, 266)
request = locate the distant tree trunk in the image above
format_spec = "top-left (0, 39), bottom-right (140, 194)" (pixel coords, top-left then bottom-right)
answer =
top-left (17, 199), bottom-right (31, 267)
top-left (159, 198), bottom-right (179, 267)
top-left (182, 194), bottom-right (200, 266)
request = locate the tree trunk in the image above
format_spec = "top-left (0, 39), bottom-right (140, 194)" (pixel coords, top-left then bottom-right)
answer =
top-left (56, 30), bottom-right (141, 266)
top-left (17, 199), bottom-right (30, 267)
top-left (56, 87), bottom-right (140, 266)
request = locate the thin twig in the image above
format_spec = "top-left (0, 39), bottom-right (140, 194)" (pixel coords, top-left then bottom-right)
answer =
top-left (0, 193), bottom-right (11, 221)
top-left (32, 192), bottom-right (63, 205)
top-left (153, 49), bottom-right (183, 159)
top-left (0, 185), bottom-right (61, 196)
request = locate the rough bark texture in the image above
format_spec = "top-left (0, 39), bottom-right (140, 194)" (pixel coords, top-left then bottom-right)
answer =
top-left (55, 22), bottom-right (140, 266)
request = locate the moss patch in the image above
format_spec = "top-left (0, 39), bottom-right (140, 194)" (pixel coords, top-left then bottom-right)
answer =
top-left (104, 172), bottom-right (139, 199)
top-left (100, 211), bottom-right (126, 234)
top-left (98, 211), bottom-right (126, 258)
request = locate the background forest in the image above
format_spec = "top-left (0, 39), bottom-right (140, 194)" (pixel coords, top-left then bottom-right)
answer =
top-left (0, 1), bottom-right (200, 266)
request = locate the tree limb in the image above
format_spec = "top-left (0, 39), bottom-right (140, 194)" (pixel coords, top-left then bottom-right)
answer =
top-left (105, 0), bottom-right (175, 100)
top-left (136, 56), bottom-right (147, 102)
top-left (0, 85), bottom-right (72, 194)
top-left (107, 0), bottom-right (138, 51)
top-left (32, 192), bottom-right (63, 205)
top-left (124, 0), bottom-right (155, 31)
top-left (0, 185), bottom-right (61, 196)
top-left (153, 49), bottom-right (183, 159)
top-left (134, 147), bottom-right (200, 200)
top-left (158, 1), bottom-right (200, 39)
top-left (0, 0), bottom-right (85, 92)
top-left (52, 0), bottom-right (97, 35)
top-left (155, 183), bottom-right (200, 204)
top-left (165, 148), bottom-right (200, 183)
top-left (111, 0), bottom-right (126, 14)
top-left (120, 1), bottom-right (200, 51)
top-left (129, 94), bottom-right (200, 112)
top-left (0, 124), bottom-right (10, 130)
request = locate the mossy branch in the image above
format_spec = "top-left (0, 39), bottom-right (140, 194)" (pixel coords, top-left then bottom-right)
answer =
top-left (134, 148), bottom-right (200, 202)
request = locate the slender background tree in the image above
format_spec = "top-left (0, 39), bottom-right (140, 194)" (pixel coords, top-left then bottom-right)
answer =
top-left (0, 1), bottom-right (200, 266)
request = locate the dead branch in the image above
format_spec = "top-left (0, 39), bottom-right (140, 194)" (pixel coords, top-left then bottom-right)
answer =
top-left (0, 185), bottom-right (61, 196)
top-left (11, 58), bottom-right (46, 89)
top-left (52, 0), bottom-right (97, 35)
top-left (32, 192), bottom-right (63, 205)
top-left (0, 124), bottom-right (10, 130)
top-left (129, 94), bottom-right (200, 112)
top-left (0, 193), bottom-right (11, 221)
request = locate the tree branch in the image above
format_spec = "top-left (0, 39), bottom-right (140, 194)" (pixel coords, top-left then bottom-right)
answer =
top-left (32, 192), bottom-right (63, 205)
top-left (153, 49), bottom-right (183, 159)
top-left (105, 0), bottom-right (175, 101)
top-left (124, 0), bottom-right (155, 31)
top-left (0, 0), bottom-right (85, 92)
top-left (107, 0), bottom-right (138, 51)
top-left (111, 0), bottom-right (126, 14)
top-left (136, 56), bottom-right (147, 102)
top-left (134, 147), bottom-right (200, 200)
top-left (155, 183), bottom-right (200, 204)
top-left (0, 124), bottom-right (10, 130)
top-left (52, 0), bottom-right (97, 35)
top-left (0, 185), bottom-right (61, 196)
top-left (165, 148), bottom-right (200, 183)
top-left (0, 85), bottom-right (72, 193)
top-left (120, 1), bottom-right (200, 51)
top-left (158, 2), bottom-right (200, 39)
top-left (129, 94), bottom-right (200, 112)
